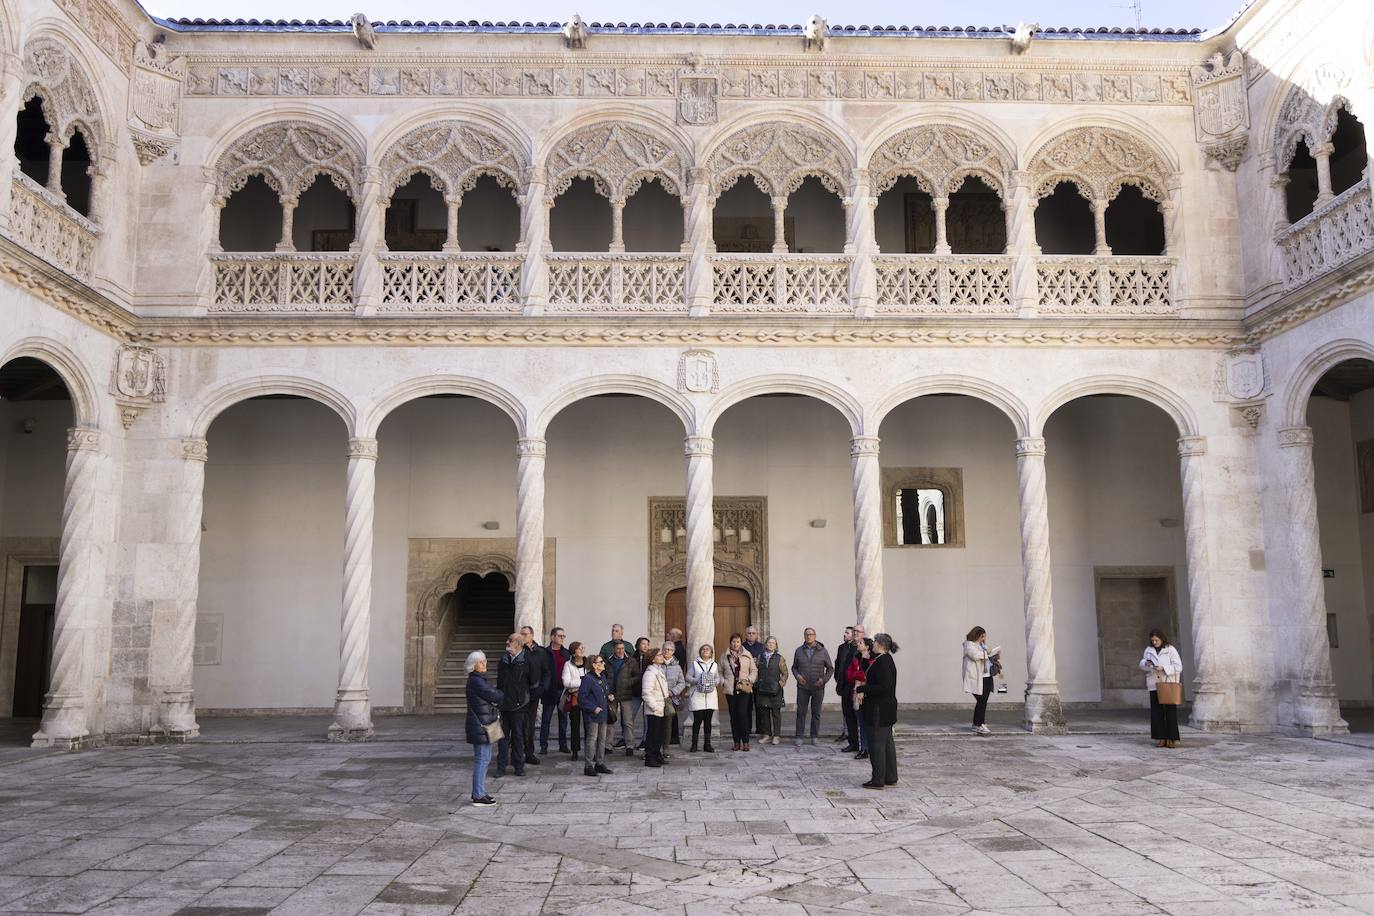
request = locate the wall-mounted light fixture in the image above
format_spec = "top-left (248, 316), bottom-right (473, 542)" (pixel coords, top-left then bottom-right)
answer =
top-left (810, 519), bottom-right (827, 528)
top-left (482, 521), bottom-right (501, 530)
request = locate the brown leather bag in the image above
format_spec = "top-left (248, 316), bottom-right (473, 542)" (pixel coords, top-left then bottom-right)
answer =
top-left (1156, 677), bottom-right (1183, 706)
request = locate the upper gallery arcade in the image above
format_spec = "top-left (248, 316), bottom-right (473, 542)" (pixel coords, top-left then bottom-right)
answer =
top-left (3, 0), bottom-right (1374, 750)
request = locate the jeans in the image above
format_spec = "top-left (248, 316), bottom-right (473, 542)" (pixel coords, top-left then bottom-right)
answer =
top-left (496, 707), bottom-right (526, 774)
top-left (644, 714), bottom-right (665, 765)
top-left (618, 698), bottom-right (640, 747)
top-left (868, 723), bottom-right (897, 784)
top-left (1150, 690), bottom-right (1180, 741)
top-left (691, 709), bottom-right (714, 748)
top-left (841, 691), bottom-right (858, 746)
top-left (540, 697), bottom-right (568, 751)
top-left (471, 742), bottom-right (492, 799)
top-left (795, 684), bottom-right (824, 738)
top-left (973, 676), bottom-right (993, 727)
top-left (584, 715), bottom-right (608, 765)
top-left (727, 692), bottom-right (753, 744)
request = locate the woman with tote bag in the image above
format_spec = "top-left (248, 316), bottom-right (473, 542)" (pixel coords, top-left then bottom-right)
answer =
top-left (1140, 628), bottom-right (1183, 748)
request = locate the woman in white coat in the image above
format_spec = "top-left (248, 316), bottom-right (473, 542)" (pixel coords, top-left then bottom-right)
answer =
top-left (1140, 628), bottom-right (1183, 748)
top-left (641, 648), bottom-right (670, 768)
top-left (962, 626), bottom-right (1000, 736)
top-left (561, 641), bottom-right (588, 761)
top-left (687, 644), bottom-right (719, 753)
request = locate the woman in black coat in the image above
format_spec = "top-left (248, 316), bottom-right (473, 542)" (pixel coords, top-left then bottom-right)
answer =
top-left (856, 633), bottom-right (899, 790)
top-left (464, 650), bottom-right (504, 807)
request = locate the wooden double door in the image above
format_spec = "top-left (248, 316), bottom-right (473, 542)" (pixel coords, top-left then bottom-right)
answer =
top-left (664, 586), bottom-right (751, 662)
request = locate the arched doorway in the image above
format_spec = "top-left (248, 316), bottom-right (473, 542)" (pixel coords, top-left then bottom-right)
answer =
top-left (433, 572), bottom-right (514, 713)
top-left (665, 585), bottom-right (751, 661)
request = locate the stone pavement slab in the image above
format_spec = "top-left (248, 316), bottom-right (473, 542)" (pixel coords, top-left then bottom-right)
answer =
top-left (0, 722), bottom-right (1372, 913)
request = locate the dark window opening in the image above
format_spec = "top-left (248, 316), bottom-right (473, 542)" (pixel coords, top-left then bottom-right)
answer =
top-left (385, 172), bottom-right (446, 251)
top-left (785, 175), bottom-right (845, 253)
top-left (947, 176), bottom-right (1006, 254)
top-left (59, 129), bottom-right (92, 217)
top-left (1329, 108), bottom-right (1368, 197)
top-left (713, 175), bottom-right (782, 252)
top-left (549, 176), bottom-right (610, 252)
top-left (15, 97), bottom-right (53, 187)
top-left (1286, 139), bottom-right (1320, 223)
top-left (219, 175), bottom-right (283, 252)
top-left (1104, 184), bottom-right (1165, 256)
top-left (623, 177), bottom-right (684, 251)
top-left (1034, 182), bottom-right (1095, 255)
top-left (294, 174), bottom-right (355, 252)
top-left (895, 487), bottom-right (947, 546)
top-left (456, 175), bottom-right (520, 252)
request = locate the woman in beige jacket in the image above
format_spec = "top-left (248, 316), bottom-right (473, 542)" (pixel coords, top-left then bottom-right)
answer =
top-left (721, 633), bottom-right (759, 751)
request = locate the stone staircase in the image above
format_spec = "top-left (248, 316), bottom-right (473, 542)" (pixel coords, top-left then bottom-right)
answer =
top-left (434, 619), bottom-right (512, 714)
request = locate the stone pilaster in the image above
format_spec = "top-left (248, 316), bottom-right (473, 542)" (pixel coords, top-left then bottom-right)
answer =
top-left (329, 437), bottom-right (377, 741)
top-left (33, 428), bottom-right (105, 749)
top-left (683, 436), bottom-right (715, 650)
top-left (850, 436), bottom-right (885, 634)
top-left (1015, 437), bottom-right (1066, 733)
top-left (518, 167), bottom-right (550, 314)
top-left (514, 437), bottom-right (546, 634)
top-left (1278, 426), bottom-right (1348, 734)
top-left (152, 438), bottom-right (207, 741)
top-left (1176, 436), bottom-right (1231, 730)
top-left (684, 167), bottom-right (714, 317)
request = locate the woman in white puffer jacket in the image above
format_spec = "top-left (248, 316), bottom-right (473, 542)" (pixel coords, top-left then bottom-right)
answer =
top-left (1139, 628), bottom-right (1183, 748)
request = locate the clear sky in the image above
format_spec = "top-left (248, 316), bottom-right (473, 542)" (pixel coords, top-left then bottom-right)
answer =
top-left (145, 0), bottom-right (1251, 30)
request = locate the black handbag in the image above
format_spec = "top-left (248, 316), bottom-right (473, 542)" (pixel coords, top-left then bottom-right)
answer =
top-left (989, 657), bottom-right (1003, 678)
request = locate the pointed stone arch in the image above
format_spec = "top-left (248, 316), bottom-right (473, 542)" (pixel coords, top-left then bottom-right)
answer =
top-left (867, 123), bottom-right (1013, 198)
top-left (21, 36), bottom-right (107, 157)
top-left (545, 120), bottom-right (688, 201)
top-left (377, 119), bottom-right (526, 200)
top-left (1027, 125), bottom-right (1172, 203)
top-left (214, 120), bottom-right (364, 203)
top-left (705, 120), bottom-right (853, 200)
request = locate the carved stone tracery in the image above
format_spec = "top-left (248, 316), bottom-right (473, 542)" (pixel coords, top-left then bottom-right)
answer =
top-left (706, 121), bottom-right (852, 199)
top-left (215, 120), bottom-right (364, 202)
top-left (22, 37), bottom-right (105, 155)
top-left (868, 124), bottom-right (1013, 197)
top-left (1272, 67), bottom-right (1357, 173)
top-left (378, 120), bottom-right (525, 200)
top-left (1027, 125), bottom-right (1171, 202)
top-left (546, 121), bottom-right (686, 201)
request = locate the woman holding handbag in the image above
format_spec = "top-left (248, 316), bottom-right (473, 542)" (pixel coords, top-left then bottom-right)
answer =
top-left (578, 653), bottom-right (614, 776)
top-left (847, 638), bottom-right (872, 759)
top-left (641, 647), bottom-right (670, 768)
top-left (755, 636), bottom-right (790, 745)
top-left (721, 633), bottom-right (758, 751)
top-left (1141, 628), bottom-right (1183, 748)
top-left (962, 626), bottom-right (1001, 736)
top-left (561, 641), bottom-right (587, 760)
top-left (464, 650), bottom-right (503, 807)
top-left (687, 644), bottom-right (720, 753)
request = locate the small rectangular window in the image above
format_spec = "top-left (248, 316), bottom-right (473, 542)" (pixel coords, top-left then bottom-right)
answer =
top-left (895, 488), bottom-right (947, 545)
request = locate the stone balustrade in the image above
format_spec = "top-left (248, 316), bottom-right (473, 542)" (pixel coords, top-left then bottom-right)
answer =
top-left (8, 173), bottom-right (97, 280)
top-left (1036, 255), bottom-right (1176, 316)
top-left (379, 253), bottom-right (522, 312)
top-left (711, 253), bottom-right (851, 314)
top-left (210, 253), bottom-right (357, 312)
top-left (547, 253), bottom-right (688, 313)
top-left (875, 254), bottom-right (1016, 315)
top-left (1278, 181), bottom-right (1374, 291)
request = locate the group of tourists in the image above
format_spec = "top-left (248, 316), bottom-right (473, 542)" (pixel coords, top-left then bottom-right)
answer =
top-left (464, 619), bottom-right (1183, 806)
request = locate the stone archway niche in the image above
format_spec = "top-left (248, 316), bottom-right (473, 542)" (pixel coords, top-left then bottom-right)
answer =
top-left (404, 537), bottom-right (555, 713)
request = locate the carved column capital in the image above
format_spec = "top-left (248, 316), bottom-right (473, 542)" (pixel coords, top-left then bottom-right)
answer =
top-left (1177, 435), bottom-right (1207, 459)
top-left (1015, 436), bottom-right (1046, 458)
top-left (849, 435), bottom-right (880, 457)
top-left (181, 437), bottom-right (209, 462)
top-left (361, 165), bottom-right (382, 185)
top-left (524, 166), bottom-right (547, 187)
top-left (66, 428), bottom-right (104, 453)
top-left (684, 435), bottom-right (714, 458)
top-left (1278, 426), bottom-right (1314, 449)
top-left (347, 437), bottom-right (379, 460)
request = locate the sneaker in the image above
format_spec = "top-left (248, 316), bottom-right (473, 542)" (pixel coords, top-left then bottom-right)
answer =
top-left (612, 740), bottom-right (626, 749)
top-left (472, 796), bottom-right (496, 807)
top-left (976, 725), bottom-right (991, 736)
top-left (772, 736), bottom-right (781, 746)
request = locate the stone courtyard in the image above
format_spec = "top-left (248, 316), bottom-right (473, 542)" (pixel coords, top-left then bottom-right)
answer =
top-left (2, 715), bottom-right (1374, 914)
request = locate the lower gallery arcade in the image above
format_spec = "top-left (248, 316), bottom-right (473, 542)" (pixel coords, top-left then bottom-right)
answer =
top-left (2, 340), bottom-right (1371, 743)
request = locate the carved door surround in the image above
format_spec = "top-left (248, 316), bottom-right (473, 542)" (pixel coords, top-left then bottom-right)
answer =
top-left (404, 536), bottom-right (555, 713)
top-left (647, 496), bottom-right (768, 642)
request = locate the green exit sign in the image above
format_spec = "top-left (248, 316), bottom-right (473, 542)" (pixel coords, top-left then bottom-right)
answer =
top-left (1323, 569), bottom-right (1336, 578)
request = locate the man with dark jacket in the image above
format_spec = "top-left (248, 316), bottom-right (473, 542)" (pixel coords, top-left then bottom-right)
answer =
top-left (631, 638), bottom-right (655, 750)
top-left (666, 628), bottom-right (688, 744)
top-left (599, 624), bottom-right (632, 661)
top-left (792, 628), bottom-right (834, 745)
top-left (606, 640), bottom-right (637, 751)
top-left (519, 626), bottom-right (548, 764)
top-left (834, 625), bottom-right (858, 750)
top-left (743, 626), bottom-right (765, 735)
top-left (857, 633), bottom-right (899, 789)
top-left (496, 634), bottom-right (538, 777)
top-left (539, 626), bottom-right (570, 756)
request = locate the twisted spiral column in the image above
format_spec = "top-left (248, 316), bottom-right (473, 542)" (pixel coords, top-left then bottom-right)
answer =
top-left (1015, 437), bottom-right (1065, 733)
top-left (32, 428), bottom-right (104, 748)
top-left (352, 166), bottom-right (384, 315)
top-left (850, 437), bottom-right (886, 635)
top-left (1279, 427), bottom-right (1347, 734)
top-left (1176, 437), bottom-right (1230, 729)
top-left (1008, 171), bottom-right (1039, 317)
top-left (157, 438), bottom-right (207, 740)
top-left (518, 168), bottom-right (550, 313)
top-left (329, 437), bottom-right (377, 741)
top-left (684, 436), bottom-right (715, 651)
top-left (684, 168), bottom-right (714, 317)
top-left (515, 438), bottom-right (547, 635)
top-left (846, 169), bottom-right (878, 318)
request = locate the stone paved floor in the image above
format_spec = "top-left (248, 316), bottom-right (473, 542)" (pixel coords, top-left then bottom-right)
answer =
top-left (2, 717), bottom-right (1374, 914)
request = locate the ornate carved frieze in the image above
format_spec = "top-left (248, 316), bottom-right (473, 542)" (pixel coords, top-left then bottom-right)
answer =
top-left (128, 41), bottom-right (185, 166)
top-left (51, 0), bottom-right (136, 66)
top-left (1190, 51), bottom-right (1248, 172)
top-left (868, 125), bottom-right (1013, 197)
top-left (1027, 125), bottom-right (1172, 201)
top-left (547, 122), bottom-right (686, 199)
top-left (182, 58), bottom-right (1192, 106)
top-left (109, 344), bottom-right (166, 429)
top-left (22, 38), bottom-right (106, 153)
top-left (378, 121), bottom-right (525, 198)
top-left (707, 121), bottom-right (852, 198)
top-left (214, 120), bottom-right (364, 202)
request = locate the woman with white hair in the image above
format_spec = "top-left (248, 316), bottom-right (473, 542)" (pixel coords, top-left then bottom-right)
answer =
top-left (464, 650), bottom-right (504, 807)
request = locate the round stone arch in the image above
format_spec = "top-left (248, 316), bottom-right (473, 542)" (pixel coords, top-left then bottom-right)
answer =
top-left (208, 114), bottom-right (366, 204)
top-left (359, 375), bottom-right (526, 440)
top-left (530, 375), bottom-right (693, 439)
top-left (1033, 374), bottom-right (1199, 439)
top-left (1282, 338), bottom-right (1374, 428)
top-left (188, 371), bottom-right (357, 439)
top-left (375, 117), bottom-right (528, 203)
top-left (862, 114), bottom-right (1017, 199)
top-left (699, 374), bottom-right (864, 437)
top-left (20, 31), bottom-right (112, 161)
top-left (540, 110), bottom-right (691, 203)
top-left (869, 375), bottom-right (1032, 440)
top-left (1024, 119), bottom-right (1177, 204)
top-left (701, 115), bottom-right (856, 201)
top-left (0, 336), bottom-right (104, 431)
